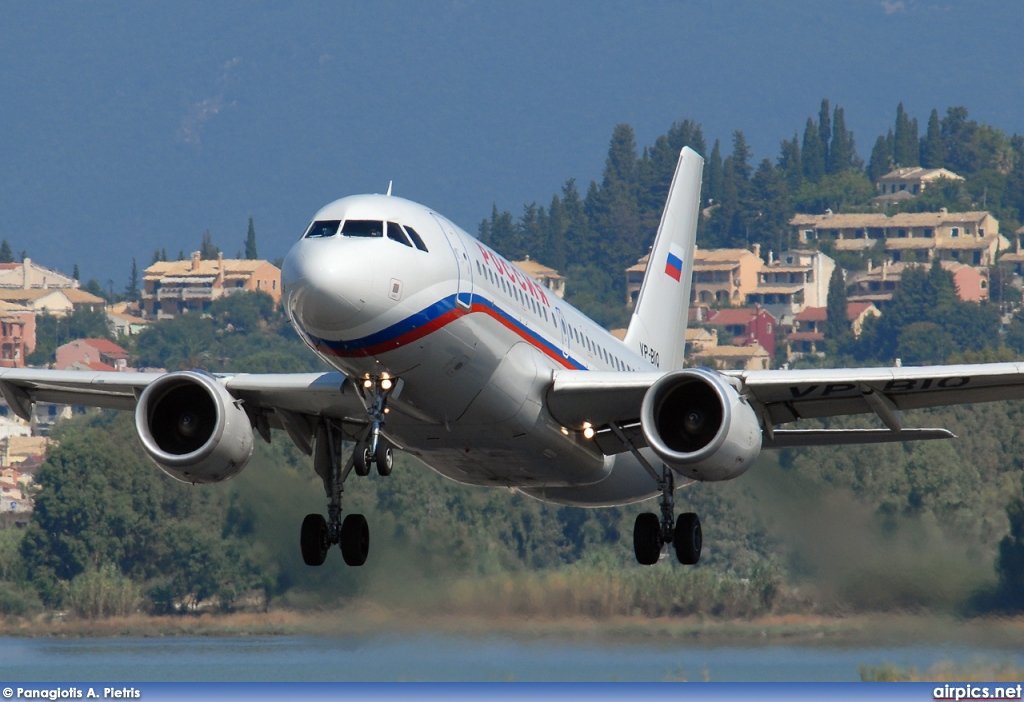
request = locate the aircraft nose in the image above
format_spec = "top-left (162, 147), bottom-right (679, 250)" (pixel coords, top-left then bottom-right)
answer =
top-left (282, 240), bottom-right (370, 334)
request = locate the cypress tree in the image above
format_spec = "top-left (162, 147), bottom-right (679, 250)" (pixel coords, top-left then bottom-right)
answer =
top-left (867, 130), bottom-right (895, 182)
top-left (894, 103), bottom-right (920, 167)
top-left (125, 258), bottom-right (140, 302)
top-left (778, 134), bottom-right (802, 191)
top-left (802, 118), bottom-right (826, 183)
top-left (818, 99), bottom-right (831, 171)
top-left (244, 217), bottom-right (258, 259)
top-left (825, 266), bottom-right (849, 343)
top-left (706, 140), bottom-right (724, 206)
top-left (828, 106), bottom-right (854, 174)
top-left (0, 240), bottom-right (13, 264)
top-left (920, 108), bottom-right (945, 168)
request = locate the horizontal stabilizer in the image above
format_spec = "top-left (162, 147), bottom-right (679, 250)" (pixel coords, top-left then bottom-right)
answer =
top-left (762, 427), bottom-right (955, 449)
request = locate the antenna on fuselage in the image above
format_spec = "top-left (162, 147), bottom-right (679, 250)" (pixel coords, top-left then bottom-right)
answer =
top-left (386, 181), bottom-right (393, 196)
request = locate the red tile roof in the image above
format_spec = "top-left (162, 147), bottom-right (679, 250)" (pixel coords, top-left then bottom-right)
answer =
top-left (707, 308), bottom-right (757, 325)
top-left (794, 307), bottom-right (827, 322)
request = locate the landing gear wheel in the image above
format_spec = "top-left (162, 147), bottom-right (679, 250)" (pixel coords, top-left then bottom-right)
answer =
top-left (633, 512), bottom-right (662, 565)
top-left (674, 512), bottom-right (702, 565)
top-left (300, 513), bottom-right (329, 567)
top-left (354, 444), bottom-right (372, 477)
top-left (375, 443), bottom-right (393, 476)
top-left (340, 513), bottom-right (370, 566)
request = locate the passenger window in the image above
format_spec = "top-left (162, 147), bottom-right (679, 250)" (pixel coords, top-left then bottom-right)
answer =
top-left (342, 220), bottom-right (384, 238)
top-left (305, 220), bottom-right (340, 239)
top-left (387, 222), bottom-right (413, 247)
top-left (403, 226), bottom-right (429, 252)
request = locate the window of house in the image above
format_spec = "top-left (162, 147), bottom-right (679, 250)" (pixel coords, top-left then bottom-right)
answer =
top-left (951, 227), bottom-right (960, 237)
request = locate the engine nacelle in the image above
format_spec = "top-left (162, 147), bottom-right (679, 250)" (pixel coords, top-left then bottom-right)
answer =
top-left (640, 368), bottom-right (762, 482)
top-left (135, 371), bottom-right (254, 484)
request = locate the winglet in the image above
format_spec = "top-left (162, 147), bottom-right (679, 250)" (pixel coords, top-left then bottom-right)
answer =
top-left (623, 147), bottom-right (703, 371)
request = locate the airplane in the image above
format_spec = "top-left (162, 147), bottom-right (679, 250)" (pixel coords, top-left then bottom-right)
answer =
top-left (4, 146), bottom-right (1024, 569)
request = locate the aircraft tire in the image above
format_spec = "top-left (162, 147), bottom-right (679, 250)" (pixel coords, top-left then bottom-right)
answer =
top-left (354, 444), bottom-right (372, 477)
top-left (300, 513), bottom-right (329, 567)
top-left (340, 513), bottom-right (370, 566)
top-left (633, 512), bottom-right (662, 565)
top-left (674, 512), bottom-right (702, 565)
top-left (375, 443), bottom-right (393, 476)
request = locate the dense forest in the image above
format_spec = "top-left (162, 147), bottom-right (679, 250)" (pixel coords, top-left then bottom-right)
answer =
top-left (6, 100), bottom-right (1024, 619)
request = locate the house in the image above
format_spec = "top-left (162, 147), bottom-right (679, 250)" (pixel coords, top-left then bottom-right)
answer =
top-left (745, 249), bottom-right (835, 324)
top-left (0, 288), bottom-right (105, 316)
top-left (107, 302), bottom-right (149, 336)
top-left (690, 246), bottom-right (764, 306)
top-left (847, 260), bottom-right (988, 306)
top-left (0, 300), bottom-right (34, 368)
top-left (791, 209), bottom-right (1006, 267)
top-left (56, 338), bottom-right (131, 371)
top-left (694, 343), bottom-right (771, 371)
top-left (783, 302), bottom-right (882, 359)
top-left (0, 258), bottom-right (78, 290)
top-left (875, 167), bottom-right (964, 197)
top-left (513, 257), bottom-right (566, 298)
top-left (143, 252), bottom-right (282, 319)
top-left (0, 436), bottom-right (50, 469)
top-left (706, 306), bottom-right (777, 357)
top-left (684, 327), bottom-right (718, 357)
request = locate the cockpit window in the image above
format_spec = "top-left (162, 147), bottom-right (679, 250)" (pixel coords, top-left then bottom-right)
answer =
top-left (387, 222), bottom-right (413, 247)
top-left (304, 220), bottom-right (340, 239)
top-left (341, 220), bottom-right (384, 237)
top-left (403, 225), bottom-right (429, 252)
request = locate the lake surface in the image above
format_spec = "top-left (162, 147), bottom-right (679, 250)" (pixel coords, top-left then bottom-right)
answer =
top-left (1, 634), bottom-right (1022, 682)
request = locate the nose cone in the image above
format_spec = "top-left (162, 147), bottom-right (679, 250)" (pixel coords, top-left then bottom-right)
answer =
top-left (282, 239), bottom-right (372, 336)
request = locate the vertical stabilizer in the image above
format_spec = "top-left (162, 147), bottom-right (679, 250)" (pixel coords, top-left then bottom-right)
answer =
top-left (623, 147), bottom-right (704, 370)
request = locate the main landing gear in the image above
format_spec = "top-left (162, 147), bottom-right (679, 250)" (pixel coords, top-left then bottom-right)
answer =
top-left (632, 466), bottom-right (702, 566)
top-left (607, 423), bottom-right (702, 566)
top-left (300, 376), bottom-right (396, 567)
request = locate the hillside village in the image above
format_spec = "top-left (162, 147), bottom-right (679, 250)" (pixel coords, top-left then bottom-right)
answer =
top-left (3, 104), bottom-right (1024, 521)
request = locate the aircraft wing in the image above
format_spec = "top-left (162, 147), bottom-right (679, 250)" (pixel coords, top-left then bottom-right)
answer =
top-left (545, 362), bottom-right (1024, 454)
top-left (0, 367), bottom-right (371, 454)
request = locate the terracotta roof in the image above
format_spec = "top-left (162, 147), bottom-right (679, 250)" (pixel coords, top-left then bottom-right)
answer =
top-left (144, 258), bottom-right (277, 280)
top-left (694, 248), bottom-right (759, 263)
top-left (787, 331), bottom-right (825, 342)
top-left (794, 307), bottom-right (827, 322)
top-left (514, 259), bottom-right (563, 279)
top-left (847, 302), bottom-right (876, 320)
top-left (791, 210), bottom-right (993, 230)
top-left (707, 308), bottom-right (756, 325)
top-left (749, 285), bottom-right (802, 295)
top-left (79, 338), bottom-right (128, 357)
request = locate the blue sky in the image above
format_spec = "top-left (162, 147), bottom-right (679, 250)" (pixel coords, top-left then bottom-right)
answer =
top-left (1, 1), bottom-right (1021, 285)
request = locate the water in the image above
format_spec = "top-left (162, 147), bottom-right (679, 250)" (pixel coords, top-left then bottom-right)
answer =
top-left (1, 634), bottom-right (1021, 682)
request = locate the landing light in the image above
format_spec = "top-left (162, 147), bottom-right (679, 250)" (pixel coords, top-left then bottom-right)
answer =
top-left (560, 427), bottom-right (569, 436)
top-left (583, 426), bottom-right (595, 440)
top-left (381, 378), bottom-right (393, 391)
top-left (363, 379), bottom-right (374, 389)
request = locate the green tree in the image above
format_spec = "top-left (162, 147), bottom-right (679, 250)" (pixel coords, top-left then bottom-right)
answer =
top-left (828, 106), bottom-right (856, 174)
top-left (920, 108), bottom-right (945, 168)
top-left (818, 99), bottom-right (831, 171)
top-left (993, 488), bottom-right (1024, 611)
top-left (0, 240), bottom-right (13, 264)
top-left (244, 218), bottom-right (258, 259)
top-left (894, 102), bottom-right (919, 167)
top-left (867, 130), bottom-right (895, 183)
top-left (200, 230), bottom-right (220, 260)
top-left (124, 258), bottom-right (140, 302)
top-left (824, 266), bottom-right (849, 345)
top-left (801, 117), bottom-right (826, 183)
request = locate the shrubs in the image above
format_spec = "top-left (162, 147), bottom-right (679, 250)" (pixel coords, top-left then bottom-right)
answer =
top-left (65, 565), bottom-right (141, 619)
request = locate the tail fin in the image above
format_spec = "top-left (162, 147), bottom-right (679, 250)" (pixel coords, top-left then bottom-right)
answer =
top-left (623, 146), bottom-right (703, 371)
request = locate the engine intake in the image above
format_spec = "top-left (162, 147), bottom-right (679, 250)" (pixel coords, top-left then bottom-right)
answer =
top-left (640, 368), bottom-right (762, 482)
top-left (135, 371), bottom-right (254, 484)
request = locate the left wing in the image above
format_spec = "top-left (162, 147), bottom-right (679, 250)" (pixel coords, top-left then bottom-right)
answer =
top-left (0, 367), bottom-right (371, 453)
top-left (545, 362), bottom-right (1024, 453)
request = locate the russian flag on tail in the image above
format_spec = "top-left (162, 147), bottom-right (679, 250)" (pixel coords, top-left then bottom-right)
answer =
top-left (665, 243), bottom-right (685, 282)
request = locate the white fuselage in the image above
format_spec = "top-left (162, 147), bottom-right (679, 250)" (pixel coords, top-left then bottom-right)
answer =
top-left (281, 194), bottom-right (671, 506)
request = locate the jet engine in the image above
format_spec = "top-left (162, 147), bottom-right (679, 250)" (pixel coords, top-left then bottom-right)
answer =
top-left (640, 368), bottom-right (761, 482)
top-left (134, 371), bottom-right (254, 484)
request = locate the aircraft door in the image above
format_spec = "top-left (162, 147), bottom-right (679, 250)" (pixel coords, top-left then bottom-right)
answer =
top-left (554, 307), bottom-right (570, 359)
top-left (431, 213), bottom-right (474, 310)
